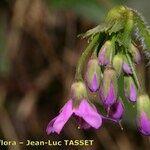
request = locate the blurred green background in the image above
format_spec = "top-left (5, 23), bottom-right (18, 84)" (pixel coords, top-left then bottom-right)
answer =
top-left (0, 0), bottom-right (149, 150)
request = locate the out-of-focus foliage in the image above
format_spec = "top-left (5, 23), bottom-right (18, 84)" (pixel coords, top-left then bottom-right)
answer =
top-left (46, 0), bottom-right (122, 23)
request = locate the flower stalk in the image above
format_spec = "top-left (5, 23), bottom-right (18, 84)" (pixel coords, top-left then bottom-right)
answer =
top-left (75, 34), bottom-right (100, 81)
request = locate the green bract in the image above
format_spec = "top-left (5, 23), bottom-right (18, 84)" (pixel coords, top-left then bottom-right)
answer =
top-left (137, 94), bottom-right (150, 118)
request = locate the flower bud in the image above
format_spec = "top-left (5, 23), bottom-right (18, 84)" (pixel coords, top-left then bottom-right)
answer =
top-left (137, 94), bottom-right (150, 136)
top-left (85, 58), bottom-right (102, 92)
top-left (109, 101), bottom-right (124, 121)
top-left (130, 44), bottom-right (141, 64)
top-left (70, 82), bottom-right (88, 102)
top-left (123, 56), bottom-right (132, 75)
top-left (99, 67), bottom-right (118, 107)
top-left (124, 76), bottom-right (137, 103)
top-left (98, 41), bottom-right (113, 65)
top-left (113, 53), bottom-right (123, 76)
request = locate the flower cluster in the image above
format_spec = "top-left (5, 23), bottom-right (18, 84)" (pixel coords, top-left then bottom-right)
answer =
top-left (46, 6), bottom-right (150, 136)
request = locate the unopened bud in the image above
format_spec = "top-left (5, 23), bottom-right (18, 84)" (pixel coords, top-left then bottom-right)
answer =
top-left (137, 94), bottom-right (150, 136)
top-left (123, 56), bottom-right (132, 75)
top-left (86, 58), bottom-right (102, 92)
top-left (98, 41), bottom-right (113, 66)
top-left (130, 44), bottom-right (141, 64)
top-left (99, 67), bottom-right (118, 107)
top-left (113, 53), bottom-right (123, 75)
top-left (124, 76), bottom-right (137, 103)
top-left (70, 82), bottom-right (88, 102)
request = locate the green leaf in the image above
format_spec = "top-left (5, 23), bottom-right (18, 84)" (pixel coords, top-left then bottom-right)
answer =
top-left (78, 24), bottom-right (108, 39)
top-left (108, 19), bottom-right (125, 34)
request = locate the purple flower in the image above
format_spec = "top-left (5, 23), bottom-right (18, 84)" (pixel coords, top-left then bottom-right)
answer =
top-left (124, 76), bottom-right (137, 103)
top-left (109, 101), bottom-right (124, 121)
top-left (46, 99), bottom-right (102, 134)
top-left (86, 59), bottom-right (101, 92)
top-left (137, 112), bottom-right (150, 136)
top-left (99, 82), bottom-right (117, 107)
top-left (123, 63), bottom-right (132, 74)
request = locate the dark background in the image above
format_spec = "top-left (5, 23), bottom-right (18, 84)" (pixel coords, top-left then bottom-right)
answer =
top-left (0, 0), bottom-right (150, 149)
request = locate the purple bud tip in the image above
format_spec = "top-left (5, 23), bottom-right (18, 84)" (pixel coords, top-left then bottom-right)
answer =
top-left (99, 82), bottom-right (116, 107)
top-left (138, 112), bottom-right (150, 136)
top-left (90, 74), bottom-right (99, 92)
top-left (109, 101), bottom-right (124, 121)
top-left (123, 63), bottom-right (132, 74)
top-left (98, 47), bottom-right (108, 65)
top-left (129, 84), bottom-right (137, 102)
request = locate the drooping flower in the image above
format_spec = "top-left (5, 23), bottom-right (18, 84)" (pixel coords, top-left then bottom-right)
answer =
top-left (137, 94), bottom-right (150, 136)
top-left (99, 67), bottom-right (118, 107)
top-left (85, 58), bottom-right (102, 92)
top-left (124, 76), bottom-right (137, 103)
top-left (98, 40), bottom-right (113, 66)
top-left (46, 82), bottom-right (102, 134)
top-left (109, 101), bottom-right (124, 121)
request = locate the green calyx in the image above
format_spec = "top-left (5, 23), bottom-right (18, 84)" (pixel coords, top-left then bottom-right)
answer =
top-left (137, 94), bottom-right (150, 118)
top-left (129, 43), bottom-right (141, 63)
top-left (102, 67), bottom-right (118, 97)
top-left (113, 53), bottom-right (123, 75)
top-left (124, 76), bottom-right (136, 94)
top-left (70, 81), bottom-right (88, 107)
top-left (86, 58), bottom-right (102, 86)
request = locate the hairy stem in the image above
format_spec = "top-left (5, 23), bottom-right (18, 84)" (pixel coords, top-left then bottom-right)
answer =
top-left (132, 9), bottom-right (150, 50)
top-left (126, 52), bottom-right (141, 90)
top-left (75, 34), bottom-right (100, 81)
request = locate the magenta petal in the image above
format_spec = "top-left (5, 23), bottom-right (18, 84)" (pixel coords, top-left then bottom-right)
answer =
top-left (109, 101), bottom-right (124, 121)
top-left (123, 63), bottom-right (132, 74)
top-left (130, 84), bottom-right (137, 102)
top-left (138, 112), bottom-right (150, 136)
top-left (74, 99), bottom-right (102, 129)
top-left (46, 100), bottom-right (73, 134)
